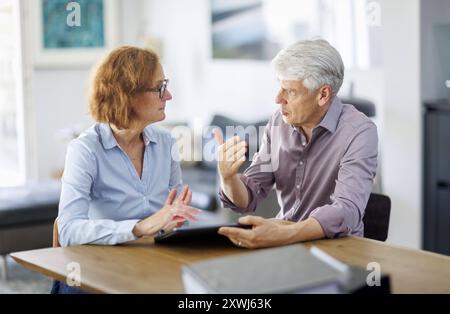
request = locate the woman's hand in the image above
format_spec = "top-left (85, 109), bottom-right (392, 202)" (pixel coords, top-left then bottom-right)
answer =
top-left (132, 185), bottom-right (201, 238)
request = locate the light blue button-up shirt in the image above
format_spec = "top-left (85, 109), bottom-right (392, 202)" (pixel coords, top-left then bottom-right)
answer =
top-left (57, 123), bottom-right (182, 247)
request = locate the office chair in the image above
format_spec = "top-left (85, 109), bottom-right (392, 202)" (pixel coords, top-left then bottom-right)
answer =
top-left (50, 219), bottom-right (61, 293)
top-left (340, 97), bottom-right (376, 118)
top-left (53, 219), bottom-right (60, 248)
top-left (363, 193), bottom-right (391, 242)
top-left (50, 219), bottom-right (87, 294)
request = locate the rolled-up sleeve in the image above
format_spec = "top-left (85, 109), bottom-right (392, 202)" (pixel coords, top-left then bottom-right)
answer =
top-left (58, 140), bottom-right (139, 247)
top-left (219, 121), bottom-right (275, 214)
top-left (310, 124), bottom-right (378, 238)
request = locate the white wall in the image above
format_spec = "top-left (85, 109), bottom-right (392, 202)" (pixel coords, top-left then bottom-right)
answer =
top-left (380, 0), bottom-right (422, 249)
top-left (33, 69), bottom-right (93, 178)
top-left (26, 0), bottom-right (145, 179)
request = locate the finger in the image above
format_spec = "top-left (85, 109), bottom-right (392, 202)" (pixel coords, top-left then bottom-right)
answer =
top-left (186, 205), bottom-right (202, 213)
top-left (227, 237), bottom-right (246, 248)
top-left (175, 205), bottom-right (202, 215)
top-left (212, 128), bottom-right (224, 145)
top-left (184, 211), bottom-right (200, 222)
top-left (224, 140), bottom-right (247, 154)
top-left (176, 220), bottom-right (186, 228)
top-left (230, 157), bottom-right (246, 173)
top-left (239, 215), bottom-right (265, 226)
top-left (218, 138), bottom-right (244, 163)
top-left (223, 137), bottom-right (245, 154)
top-left (171, 212), bottom-right (197, 222)
top-left (172, 207), bottom-right (201, 222)
top-left (217, 136), bottom-right (239, 162)
top-left (235, 145), bottom-right (248, 158)
top-left (183, 187), bottom-right (192, 204)
top-left (163, 224), bottom-right (176, 233)
top-left (184, 190), bottom-right (192, 205)
top-left (165, 189), bottom-right (177, 205)
top-left (223, 135), bottom-right (241, 147)
top-left (226, 146), bottom-right (247, 162)
top-left (169, 216), bottom-right (187, 226)
top-left (162, 216), bottom-right (187, 231)
top-left (176, 185), bottom-right (189, 204)
top-left (225, 142), bottom-right (247, 160)
top-left (163, 218), bottom-right (185, 232)
top-left (224, 139), bottom-right (246, 152)
top-left (218, 227), bottom-right (251, 239)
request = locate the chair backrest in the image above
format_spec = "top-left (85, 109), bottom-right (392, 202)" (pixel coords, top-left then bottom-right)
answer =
top-left (340, 97), bottom-right (376, 118)
top-left (53, 219), bottom-right (60, 248)
top-left (363, 193), bottom-right (391, 242)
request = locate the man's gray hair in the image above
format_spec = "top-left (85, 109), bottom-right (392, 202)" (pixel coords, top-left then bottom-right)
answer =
top-left (272, 39), bottom-right (344, 97)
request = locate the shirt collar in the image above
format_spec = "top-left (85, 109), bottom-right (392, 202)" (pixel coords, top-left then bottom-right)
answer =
top-left (316, 96), bottom-right (343, 134)
top-left (289, 97), bottom-right (343, 135)
top-left (143, 126), bottom-right (157, 145)
top-left (99, 123), bottom-right (157, 150)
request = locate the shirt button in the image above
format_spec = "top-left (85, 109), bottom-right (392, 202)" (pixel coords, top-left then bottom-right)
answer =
top-left (299, 161), bottom-right (304, 166)
top-left (296, 185), bottom-right (300, 189)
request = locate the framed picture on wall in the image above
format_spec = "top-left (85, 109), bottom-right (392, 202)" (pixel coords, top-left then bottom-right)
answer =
top-left (31, 0), bottom-right (119, 68)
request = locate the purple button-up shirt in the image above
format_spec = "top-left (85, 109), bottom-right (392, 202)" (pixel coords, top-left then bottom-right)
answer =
top-left (219, 97), bottom-right (378, 238)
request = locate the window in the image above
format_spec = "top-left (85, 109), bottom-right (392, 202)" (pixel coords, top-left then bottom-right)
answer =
top-left (0, 0), bottom-right (24, 187)
top-left (212, 0), bottom-right (382, 69)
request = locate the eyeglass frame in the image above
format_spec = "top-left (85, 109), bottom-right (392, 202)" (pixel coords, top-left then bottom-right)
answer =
top-left (139, 78), bottom-right (169, 99)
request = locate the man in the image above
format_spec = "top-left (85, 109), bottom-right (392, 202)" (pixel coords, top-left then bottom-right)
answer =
top-left (214, 39), bottom-right (378, 249)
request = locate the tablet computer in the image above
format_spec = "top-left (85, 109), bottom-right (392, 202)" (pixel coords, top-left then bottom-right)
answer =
top-left (154, 223), bottom-right (252, 245)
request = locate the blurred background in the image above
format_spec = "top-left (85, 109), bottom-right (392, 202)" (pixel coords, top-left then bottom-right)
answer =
top-left (0, 0), bottom-right (450, 293)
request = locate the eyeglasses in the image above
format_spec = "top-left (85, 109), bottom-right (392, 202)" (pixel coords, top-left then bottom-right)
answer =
top-left (140, 78), bottom-right (169, 99)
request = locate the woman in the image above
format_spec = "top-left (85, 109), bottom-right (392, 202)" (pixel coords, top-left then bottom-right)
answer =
top-left (52, 46), bottom-right (200, 293)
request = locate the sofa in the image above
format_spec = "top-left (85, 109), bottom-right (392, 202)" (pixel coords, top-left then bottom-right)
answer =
top-left (0, 180), bottom-right (60, 279)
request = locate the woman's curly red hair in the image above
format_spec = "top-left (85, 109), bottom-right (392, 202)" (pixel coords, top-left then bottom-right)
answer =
top-left (89, 46), bottom-right (160, 129)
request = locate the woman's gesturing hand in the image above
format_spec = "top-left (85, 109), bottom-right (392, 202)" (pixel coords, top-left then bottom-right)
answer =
top-left (132, 185), bottom-right (201, 238)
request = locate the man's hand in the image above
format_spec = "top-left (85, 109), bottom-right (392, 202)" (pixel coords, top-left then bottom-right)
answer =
top-left (132, 185), bottom-right (201, 237)
top-left (213, 128), bottom-right (247, 181)
top-left (218, 216), bottom-right (325, 249)
top-left (218, 216), bottom-right (296, 249)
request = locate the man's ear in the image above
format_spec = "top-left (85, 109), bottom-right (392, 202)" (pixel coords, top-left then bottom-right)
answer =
top-left (317, 85), bottom-right (332, 107)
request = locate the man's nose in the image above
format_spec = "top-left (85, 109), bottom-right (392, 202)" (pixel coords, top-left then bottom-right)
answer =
top-left (164, 89), bottom-right (173, 101)
top-left (275, 92), bottom-right (286, 105)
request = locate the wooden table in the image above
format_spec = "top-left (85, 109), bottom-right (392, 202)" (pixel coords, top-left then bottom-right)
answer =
top-left (11, 236), bottom-right (450, 293)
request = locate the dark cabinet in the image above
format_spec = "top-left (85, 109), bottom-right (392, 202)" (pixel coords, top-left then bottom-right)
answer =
top-left (423, 100), bottom-right (450, 255)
